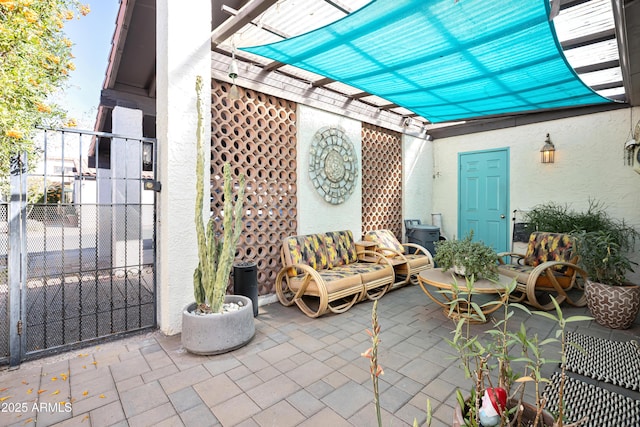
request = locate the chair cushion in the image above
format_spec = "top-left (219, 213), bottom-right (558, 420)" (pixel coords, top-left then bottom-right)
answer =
top-left (323, 230), bottom-right (358, 268)
top-left (523, 232), bottom-right (576, 267)
top-left (364, 229), bottom-right (405, 255)
top-left (499, 263), bottom-right (573, 289)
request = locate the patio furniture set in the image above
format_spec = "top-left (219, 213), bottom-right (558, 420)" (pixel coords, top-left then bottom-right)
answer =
top-left (275, 229), bottom-right (433, 317)
top-left (276, 228), bottom-right (588, 320)
top-left (420, 231), bottom-right (588, 322)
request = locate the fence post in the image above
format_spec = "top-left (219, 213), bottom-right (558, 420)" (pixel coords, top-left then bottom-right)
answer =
top-left (8, 153), bottom-right (27, 367)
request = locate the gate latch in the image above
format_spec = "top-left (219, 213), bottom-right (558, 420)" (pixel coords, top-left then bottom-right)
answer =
top-left (143, 179), bottom-right (162, 192)
top-left (17, 320), bottom-right (22, 335)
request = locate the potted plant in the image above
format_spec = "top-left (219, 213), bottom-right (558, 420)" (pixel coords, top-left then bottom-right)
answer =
top-left (434, 231), bottom-right (499, 280)
top-left (574, 229), bottom-right (640, 329)
top-left (524, 200), bottom-right (640, 329)
top-left (448, 280), bottom-right (590, 427)
top-left (181, 76), bottom-right (255, 355)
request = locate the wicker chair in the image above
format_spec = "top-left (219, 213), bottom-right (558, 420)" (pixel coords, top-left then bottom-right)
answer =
top-left (497, 231), bottom-right (587, 310)
top-left (276, 230), bottom-right (394, 317)
top-left (363, 229), bottom-right (434, 287)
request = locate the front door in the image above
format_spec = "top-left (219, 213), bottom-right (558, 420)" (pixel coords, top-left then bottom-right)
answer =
top-left (458, 148), bottom-right (509, 252)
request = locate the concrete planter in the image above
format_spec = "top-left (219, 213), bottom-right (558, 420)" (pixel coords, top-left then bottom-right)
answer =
top-left (181, 295), bottom-right (255, 355)
top-left (585, 280), bottom-right (640, 329)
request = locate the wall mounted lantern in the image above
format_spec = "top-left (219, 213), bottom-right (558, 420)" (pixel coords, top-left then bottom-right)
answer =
top-left (540, 133), bottom-right (555, 163)
top-left (228, 52), bottom-right (240, 100)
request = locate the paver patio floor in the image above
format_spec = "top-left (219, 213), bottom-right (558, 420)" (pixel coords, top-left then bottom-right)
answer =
top-left (1, 284), bottom-right (638, 426)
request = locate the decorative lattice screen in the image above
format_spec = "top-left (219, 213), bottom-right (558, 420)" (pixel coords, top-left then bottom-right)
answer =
top-left (211, 81), bottom-right (298, 295)
top-left (361, 123), bottom-right (402, 240)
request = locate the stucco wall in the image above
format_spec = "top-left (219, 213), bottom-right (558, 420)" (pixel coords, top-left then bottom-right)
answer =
top-left (297, 105), bottom-right (363, 237)
top-left (403, 134), bottom-right (435, 235)
top-left (432, 106), bottom-right (640, 282)
top-left (156, 1), bottom-right (211, 334)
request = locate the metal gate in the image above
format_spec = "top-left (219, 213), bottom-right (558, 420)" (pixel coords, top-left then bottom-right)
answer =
top-left (1, 128), bottom-right (157, 367)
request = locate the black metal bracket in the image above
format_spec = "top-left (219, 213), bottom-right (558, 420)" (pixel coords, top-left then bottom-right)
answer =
top-left (143, 179), bottom-right (162, 192)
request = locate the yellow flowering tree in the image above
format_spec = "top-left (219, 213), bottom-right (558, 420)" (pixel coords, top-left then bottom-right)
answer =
top-left (0, 0), bottom-right (90, 177)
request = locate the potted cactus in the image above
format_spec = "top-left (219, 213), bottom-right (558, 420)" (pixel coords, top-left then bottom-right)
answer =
top-left (181, 76), bottom-right (254, 355)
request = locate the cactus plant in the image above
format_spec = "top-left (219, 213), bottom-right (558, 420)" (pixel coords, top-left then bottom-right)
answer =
top-left (193, 76), bottom-right (246, 314)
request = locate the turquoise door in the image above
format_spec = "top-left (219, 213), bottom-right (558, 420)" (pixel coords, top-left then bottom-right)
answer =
top-left (458, 148), bottom-right (509, 252)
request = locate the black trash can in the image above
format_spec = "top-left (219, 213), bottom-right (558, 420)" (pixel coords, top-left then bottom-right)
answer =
top-left (405, 224), bottom-right (440, 256)
top-left (233, 261), bottom-right (258, 317)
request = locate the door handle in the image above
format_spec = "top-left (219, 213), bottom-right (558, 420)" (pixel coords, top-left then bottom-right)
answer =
top-left (500, 214), bottom-right (506, 219)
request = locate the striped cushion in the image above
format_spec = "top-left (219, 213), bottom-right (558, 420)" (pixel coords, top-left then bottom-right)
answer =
top-left (324, 230), bottom-right (358, 267)
top-left (364, 229), bottom-right (405, 255)
top-left (283, 234), bottom-right (329, 272)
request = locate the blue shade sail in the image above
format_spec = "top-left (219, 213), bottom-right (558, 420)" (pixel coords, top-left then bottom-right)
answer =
top-left (240, 0), bottom-right (614, 123)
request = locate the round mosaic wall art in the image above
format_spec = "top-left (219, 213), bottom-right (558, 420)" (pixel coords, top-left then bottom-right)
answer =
top-left (309, 126), bottom-right (359, 205)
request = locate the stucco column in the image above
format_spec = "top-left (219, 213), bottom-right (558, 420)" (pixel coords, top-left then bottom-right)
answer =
top-left (97, 106), bottom-right (143, 264)
top-left (156, 1), bottom-right (211, 334)
top-left (111, 106), bottom-right (143, 268)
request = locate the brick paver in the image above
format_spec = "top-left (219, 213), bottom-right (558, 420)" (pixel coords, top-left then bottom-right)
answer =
top-left (0, 285), bottom-right (638, 426)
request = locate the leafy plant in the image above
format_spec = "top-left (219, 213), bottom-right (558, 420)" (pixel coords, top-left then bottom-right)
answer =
top-left (524, 200), bottom-right (638, 286)
top-left (435, 231), bottom-right (499, 281)
top-left (192, 76), bottom-right (245, 314)
top-left (573, 230), bottom-right (637, 286)
top-left (0, 0), bottom-right (90, 177)
top-left (525, 200), bottom-right (637, 245)
top-left (447, 277), bottom-right (591, 427)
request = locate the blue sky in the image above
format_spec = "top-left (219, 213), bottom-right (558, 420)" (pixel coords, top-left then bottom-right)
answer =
top-left (55, 1), bottom-right (120, 128)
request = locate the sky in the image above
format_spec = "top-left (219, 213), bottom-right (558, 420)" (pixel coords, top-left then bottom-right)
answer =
top-left (53, 1), bottom-right (120, 128)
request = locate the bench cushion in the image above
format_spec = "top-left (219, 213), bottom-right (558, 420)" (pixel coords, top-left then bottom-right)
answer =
top-left (405, 253), bottom-right (431, 267)
top-left (332, 262), bottom-right (393, 284)
top-left (324, 230), bottom-right (358, 267)
top-left (363, 229), bottom-right (405, 255)
top-left (283, 233), bottom-right (329, 273)
top-left (289, 269), bottom-right (362, 296)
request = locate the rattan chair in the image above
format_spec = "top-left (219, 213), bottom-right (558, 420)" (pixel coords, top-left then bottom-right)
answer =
top-left (497, 231), bottom-right (587, 310)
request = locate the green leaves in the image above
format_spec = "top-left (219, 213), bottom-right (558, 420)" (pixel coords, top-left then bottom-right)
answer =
top-left (0, 0), bottom-right (90, 178)
top-left (434, 231), bottom-right (500, 281)
top-left (525, 200), bottom-right (639, 286)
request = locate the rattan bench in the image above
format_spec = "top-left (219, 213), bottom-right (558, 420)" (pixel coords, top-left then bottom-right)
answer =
top-left (275, 230), bottom-right (395, 317)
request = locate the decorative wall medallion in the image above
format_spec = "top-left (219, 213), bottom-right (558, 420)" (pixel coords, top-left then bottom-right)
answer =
top-left (309, 126), bottom-right (358, 204)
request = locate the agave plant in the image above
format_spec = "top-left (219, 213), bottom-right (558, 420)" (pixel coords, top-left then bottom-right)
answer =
top-left (192, 76), bottom-right (245, 314)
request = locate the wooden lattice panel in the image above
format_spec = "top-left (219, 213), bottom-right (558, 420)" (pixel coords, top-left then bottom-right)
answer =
top-left (211, 81), bottom-right (298, 296)
top-left (361, 123), bottom-right (402, 240)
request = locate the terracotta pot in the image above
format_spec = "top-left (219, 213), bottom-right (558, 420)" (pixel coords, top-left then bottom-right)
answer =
top-left (585, 280), bottom-right (640, 329)
top-left (453, 397), bottom-right (554, 427)
top-left (181, 295), bottom-right (255, 355)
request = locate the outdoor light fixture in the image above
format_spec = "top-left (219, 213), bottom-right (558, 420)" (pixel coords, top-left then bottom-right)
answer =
top-left (540, 133), bottom-right (555, 163)
top-left (228, 52), bottom-right (240, 100)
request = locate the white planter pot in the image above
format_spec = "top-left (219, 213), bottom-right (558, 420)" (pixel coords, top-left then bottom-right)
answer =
top-left (181, 295), bottom-right (255, 355)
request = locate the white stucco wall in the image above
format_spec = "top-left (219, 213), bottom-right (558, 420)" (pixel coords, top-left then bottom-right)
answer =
top-left (156, 1), bottom-right (211, 334)
top-left (297, 105), bottom-right (363, 237)
top-left (432, 106), bottom-right (640, 282)
top-left (403, 134), bottom-right (435, 233)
